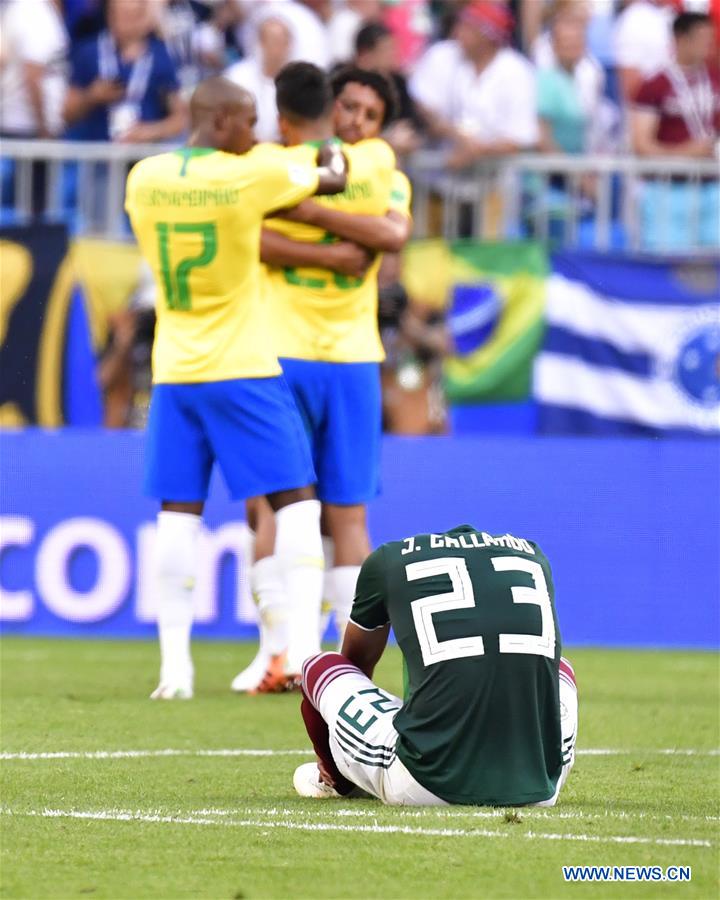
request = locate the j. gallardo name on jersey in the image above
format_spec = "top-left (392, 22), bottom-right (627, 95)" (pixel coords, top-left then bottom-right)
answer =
top-left (400, 532), bottom-right (535, 556)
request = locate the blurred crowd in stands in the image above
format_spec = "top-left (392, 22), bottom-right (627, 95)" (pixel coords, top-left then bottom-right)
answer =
top-left (1, 0), bottom-right (719, 433)
top-left (1, 0), bottom-right (718, 163)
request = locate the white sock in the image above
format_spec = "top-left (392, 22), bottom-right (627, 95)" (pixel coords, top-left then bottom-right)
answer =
top-left (155, 511), bottom-right (202, 688)
top-left (275, 499), bottom-right (323, 673)
top-left (241, 525), bottom-right (262, 642)
top-left (252, 556), bottom-right (288, 656)
top-left (319, 536), bottom-right (335, 643)
top-left (332, 565), bottom-right (361, 646)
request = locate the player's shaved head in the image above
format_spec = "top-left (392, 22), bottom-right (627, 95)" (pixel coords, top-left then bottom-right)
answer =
top-left (188, 77), bottom-right (258, 155)
top-left (190, 77), bottom-right (254, 125)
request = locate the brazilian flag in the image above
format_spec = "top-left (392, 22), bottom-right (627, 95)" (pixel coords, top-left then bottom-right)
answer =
top-left (401, 240), bottom-right (547, 402)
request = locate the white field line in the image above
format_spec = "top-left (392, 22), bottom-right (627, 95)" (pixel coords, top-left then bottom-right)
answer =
top-left (1, 747), bottom-right (718, 761)
top-left (189, 806), bottom-right (720, 825)
top-left (0, 807), bottom-right (712, 848)
top-left (581, 748), bottom-right (720, 757)
top-left (0, 749), bottom-right (310, 760)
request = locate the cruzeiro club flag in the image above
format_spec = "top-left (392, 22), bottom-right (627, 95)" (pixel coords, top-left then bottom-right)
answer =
top-left (535, 252), bottom-right (720, 436)
top-left (401, 240), bottom-right (546, 401)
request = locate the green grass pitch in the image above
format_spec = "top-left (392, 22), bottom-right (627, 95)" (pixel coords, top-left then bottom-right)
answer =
top-left (1, 638), bottom-right (718, 899)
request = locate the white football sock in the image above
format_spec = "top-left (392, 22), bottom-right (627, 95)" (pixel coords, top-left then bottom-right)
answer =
top-left (319, 536), bottom-right (335, 643)
top-left (230, 527), bottom-right (269, 690)
top-left (241, 525), bottom-right (256, 577)
top-left (252, 555), bottom-right (288, 656)
top-left (332, 565), bottom-right (361, 646)
top-left (275, 499), bottom-right (324, 673)
top-left (155, 511), bottom-right (202, 688)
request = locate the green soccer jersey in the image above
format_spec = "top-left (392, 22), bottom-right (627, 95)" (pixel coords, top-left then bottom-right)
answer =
top-left (350, 525), bottom-right (564, 806)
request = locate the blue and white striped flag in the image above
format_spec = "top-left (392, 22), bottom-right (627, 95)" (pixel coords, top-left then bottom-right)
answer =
top-left (534, 252), bottom-right (720, 436)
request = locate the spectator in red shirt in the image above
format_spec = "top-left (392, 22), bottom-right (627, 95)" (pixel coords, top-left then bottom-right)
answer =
top-left (630, 11), bottom-right (719, 250)
top-left (613, 0), bottom-right (677, 107)
top-left (632, 11), bottom-right (719, 159)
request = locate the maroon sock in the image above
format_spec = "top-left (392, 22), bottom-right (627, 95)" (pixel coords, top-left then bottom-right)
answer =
top-left (300, 695), bottom-right (355, 796)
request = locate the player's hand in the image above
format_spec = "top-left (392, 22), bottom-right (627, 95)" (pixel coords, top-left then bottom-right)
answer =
top-left (328, 241), bottom-right (373, 278)
top-left (317, 759), bottom-right (338, 788)
top-left (316, 141), bottom-right (348, 177)
top-left (87, 78), bottom-right (126, 107)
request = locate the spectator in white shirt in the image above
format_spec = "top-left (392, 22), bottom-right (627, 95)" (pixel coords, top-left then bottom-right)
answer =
top-left (225, 16), bottom-right (292, 142)
top-left (613, 0), bottom-right (675, 104)
top-left (0, 0), bottom-right (68, 138)
top-left (243, 0), bottom-right (332, 69)
top-left (529, 0), bottom-right (620, 242)
top-left (409, 0), bottom-right (538, 168)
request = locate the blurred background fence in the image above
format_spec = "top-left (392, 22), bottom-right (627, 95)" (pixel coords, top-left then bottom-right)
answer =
top-left (1, 139), bottom-right (719, 254)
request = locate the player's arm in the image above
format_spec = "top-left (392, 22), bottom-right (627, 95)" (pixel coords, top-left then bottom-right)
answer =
top-left (340, 547), bottom-right (390, 678)
top-left (280, 167), bottom-right (413, 253)
top-left (341, 621), bottom-right (390, 679)
top-left (260, 228), bottom-right (372, 278)
top-left (279, 204), bottom-right (410, 253)
top-left (254, 142), bottom-right (348, 221)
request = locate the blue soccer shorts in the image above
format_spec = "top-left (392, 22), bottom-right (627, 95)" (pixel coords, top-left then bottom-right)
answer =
top-left (144, 376), bottom-right (315, 502)
top-left (279, 359), bottom-right (381, 505)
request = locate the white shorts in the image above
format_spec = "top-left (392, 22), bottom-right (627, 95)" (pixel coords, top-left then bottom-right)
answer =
top-left (303, 655), bottom-right (446, 806)
top-left (533, 657), bottom-right (578, 807)
top-left (302, 653), bottom-right (578, 807)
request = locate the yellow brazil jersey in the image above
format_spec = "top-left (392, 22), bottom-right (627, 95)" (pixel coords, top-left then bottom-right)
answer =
top-left (263, 138), bottom-right (402, 363)
top-left (390, 169), bottom-right (412, 219)
top-left (125, 146), bottom-right (319, 383)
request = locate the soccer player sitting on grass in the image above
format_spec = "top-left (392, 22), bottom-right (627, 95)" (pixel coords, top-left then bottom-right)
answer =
top-left (124, 77), bottom-right (349, 699)
top-left (294, 525), bottom-right (578, 806)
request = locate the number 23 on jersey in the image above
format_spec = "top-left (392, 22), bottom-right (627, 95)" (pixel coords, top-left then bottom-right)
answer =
top-left (406, 556), bottom-right (556, 667)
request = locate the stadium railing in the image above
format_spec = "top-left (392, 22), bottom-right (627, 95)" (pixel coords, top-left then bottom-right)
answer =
top-left (407, 149), bottom-right (720, 255)
top-left (0, 138), bottom-right (718, 254)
